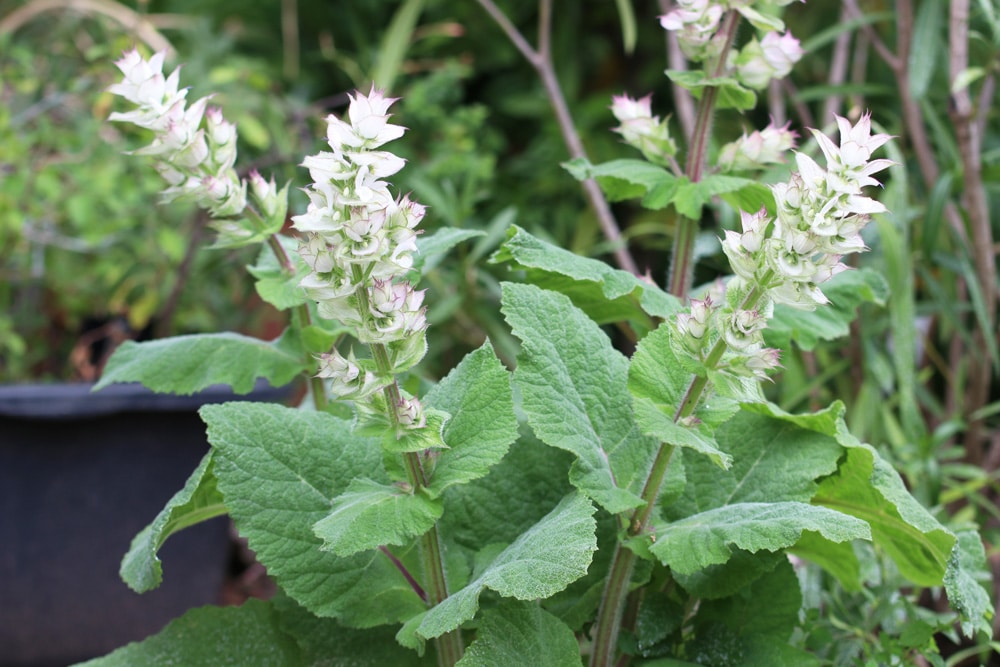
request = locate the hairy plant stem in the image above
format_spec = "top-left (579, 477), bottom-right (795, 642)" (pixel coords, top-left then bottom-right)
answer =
top-left (351, 266), bottom-right (463, 666)
top-left (668, 11), bottom-right (741, 296)
top-left (589, 279), bottom-right (766, 667)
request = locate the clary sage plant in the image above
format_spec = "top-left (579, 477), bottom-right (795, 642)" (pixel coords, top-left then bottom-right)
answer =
top-left (84, 4), bottom-right (990, 667)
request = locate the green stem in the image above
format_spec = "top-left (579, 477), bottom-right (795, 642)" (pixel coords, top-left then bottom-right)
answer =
top-left (591, 293), bottom-right (771, 667)
top-left (353, 268), bottom-right (462, 665)
top-left (668, 11), bottom-right (742, 297)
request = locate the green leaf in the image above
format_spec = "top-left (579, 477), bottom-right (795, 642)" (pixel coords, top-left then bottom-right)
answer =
top-left (456, 600), bottom-right (583, 667)
top-left (628, 324), bottom-right (740, 468)
top-left (502, 283), bottom-right (659, 513)
top-left (95, 332), bottom-right (304, 394)
top-left (673, 175), bottom-right (761, 219)
top-left (247, 236), bottom-right (310, 310)
top-left (664, 70), bottom-right (757, 110)
top-left (382, 409), bottom-right (450, 453)
top-left (735, 5), bottom-right (785, 31)
top-left (412, 227), bottom-right (486, 278)
top-left (491, 225), bottom-right (681, 332)
top-left (944, 528), bottom-right (994, 637)
top-left (120, 452), bottom-right (226, 593)
top-left (693, 560), bottom-right (820, 666)
top-left (75, 599), bottom-right (304, 666)
top-left (562, 158), bottom-right (679, 207)
top-left (372, 0), bottom-right (424, 91)
top-left (425, 343), bottom-right (518, 497)
top-left (908, 0), bottom-right (942, 99)
top-left (417, 493), bottom-right (597, 639)
top-left (650, 501), bottom-right (869, 574)
top-left (441, 435), bottom-right (575, 549)
top-left (765, 268), bottom-right (889, 350)
top-left (271, 593), bottom-right (432, 666)
top-left (747, 402), bottom-right (956, 586)
top-left (201, 402), bottom-right (427, 625)
top-left (313, 478), bottom-right (442, 557)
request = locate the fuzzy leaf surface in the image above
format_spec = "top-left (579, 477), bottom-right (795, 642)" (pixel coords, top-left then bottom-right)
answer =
top-left (95, 332), bottom-right (304, 394)
top-left (944, 528), bottom-right (994, 637)
top-left (651, 501), bottom-right (869, 574)
top-left (628, 324), bottom-right (740, 468)
top-left (746, 402), bottom-right (956, 586)
top-left (313, 479), bottom-right (442, 557)
top-left (491, 225), bottom-right (680, 332)
top-left (441, 435), bottom-right (575, 550)
top-left (456, 600), bottom-right (583, 667)
top-left (417, 493), bottom-right (597, 639)
top-left (75, 599), bottom-right (303, 666)
top-left (271, 593), bottom-right (432, 666)
top-left (692, 560), bottom-right (820, 666)
top-left (120, 452), bottom-right (226, 592)
top-left (425, 343), bottom-right (518, 497)
top-left (502, 282), bottom-right (658, 513)
top-left (201, 402), bottom-right (426, 625)
top-left (660, 405), bottom-right (855, 580)
top-left (412, 227), bottom-right (486, 277)
top-left (562, 158), bottom-right (679, 207)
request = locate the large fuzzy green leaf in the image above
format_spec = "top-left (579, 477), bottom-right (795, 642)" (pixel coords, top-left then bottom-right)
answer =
top-left (456, 600), bottom-right (582, 667)
top-left (95, 331), bottom-right (304, 394)
top-left (629, 324), bottom-right (744, 468)
top-left (502, 282), bottom-right (659, 513)
top-left (75, 599), bottom-right (304, 667)
top-left (119, 452), bottom-right (226, 592)
top-left (425, 343), bottom-right (518, 498)
top-left (746, 402), bottom-right (956, 586)
top-left (491, 225), bottom-right (680, 333)
top-left (417, 493), bottom-right (597, 639)
top-left (201, 402), bottom-right (426, 626)
top-left (651, 501), bottom-right (869, 574)
top-left (313, 479), bottom-right (442, 557)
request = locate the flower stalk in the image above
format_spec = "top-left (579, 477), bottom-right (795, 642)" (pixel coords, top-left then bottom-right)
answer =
top-left (292, 88), bottom-right (462, 665)
top-left (590, 112), bottom-right (893, 667)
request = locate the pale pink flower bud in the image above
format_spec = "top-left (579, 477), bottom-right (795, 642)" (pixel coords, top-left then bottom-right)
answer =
top-left (760, 32), bottom-right (804, 78)
top-left (249, 170), bottom-right (283, 219)
top-left (396, 395), bottom-right (426, 429)
top-left (610, 94), bottom-right (676, 165)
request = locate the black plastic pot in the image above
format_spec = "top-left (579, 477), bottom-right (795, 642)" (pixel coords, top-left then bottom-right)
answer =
top-left (0, 381), bottom-right (289, 667)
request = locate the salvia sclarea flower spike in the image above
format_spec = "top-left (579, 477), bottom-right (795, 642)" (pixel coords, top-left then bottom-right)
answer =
top-left (293, 89), bottom-right (429, 421)
top-left (683, 114), bottom-right (892, 380)
top-left (107, 50), bottom-right (247, 220)
top-left (659, 0), bottom-right (805, 91)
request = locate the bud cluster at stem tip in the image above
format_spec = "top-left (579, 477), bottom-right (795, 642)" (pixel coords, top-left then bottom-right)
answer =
top-left (293, 88), bottom-right (429, 421)
top-left (680, 114), bottom-right (892, 380)
top-left (107, 49), bottom-right (284, 244)
top-left (658, 0), bottom-right (805, 91)
top-left (107, 50), bottom-right (245, 217)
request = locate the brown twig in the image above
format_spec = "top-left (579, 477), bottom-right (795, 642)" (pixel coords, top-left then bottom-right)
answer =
top-left (949, 0), bottom-right (997, 463)
top-left (474, 0), bottom-right (639, 276)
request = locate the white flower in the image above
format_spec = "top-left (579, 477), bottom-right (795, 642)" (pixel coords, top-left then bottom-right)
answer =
top-left (316, 349), bottom-right (383, 398)
top-left (659, 0), bottom-right (725, 60)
